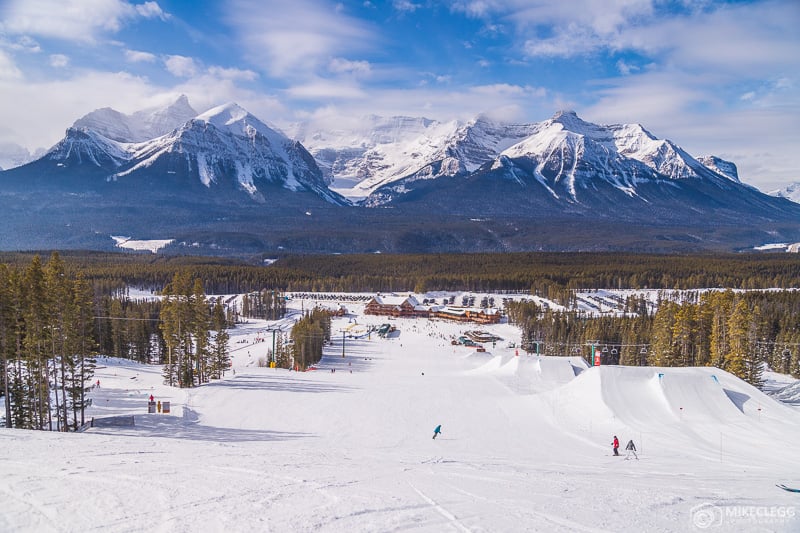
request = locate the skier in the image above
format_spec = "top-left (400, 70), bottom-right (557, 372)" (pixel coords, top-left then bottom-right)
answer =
top-left (433, 424), bottom-right (442, 440)
top-left (625, 439), bottom-right (638, 460)
top-left (612, 435), bottom-right (619, 456)
top-left (149, 394), bottom-right (154, 402)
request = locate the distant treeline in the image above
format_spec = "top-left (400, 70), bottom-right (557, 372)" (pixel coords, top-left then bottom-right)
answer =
top-left (0, 251), bottom-right (798, 298)
top-left (507, 290), bottom-right (800, 384)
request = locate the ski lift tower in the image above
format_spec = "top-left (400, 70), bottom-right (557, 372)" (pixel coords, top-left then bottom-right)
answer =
top-left (585, 340), bottom-right (601, 366)
top-left (264, 327), bottom-right (281, 367)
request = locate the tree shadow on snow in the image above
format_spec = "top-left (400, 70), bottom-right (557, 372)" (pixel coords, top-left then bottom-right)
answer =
top-left (90, 409), bottom-right (314, 443)
top-left (216, 375), bottom-right (357, 394)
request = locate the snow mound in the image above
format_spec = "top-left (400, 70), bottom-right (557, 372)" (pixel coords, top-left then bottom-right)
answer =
top-left (469, 354), bottom-right (587, 393)
top-left (557, 365), bottom-right (788, 426)
top-left (773, 380), bottom-right (800, 404)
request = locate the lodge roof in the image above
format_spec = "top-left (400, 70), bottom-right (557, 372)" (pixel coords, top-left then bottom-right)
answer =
top-left (370, 294), bottom-right (420, 307)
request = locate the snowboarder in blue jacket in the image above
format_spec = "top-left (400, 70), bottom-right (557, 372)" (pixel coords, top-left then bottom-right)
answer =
top-left (433, 424), bottom-right (442, 439)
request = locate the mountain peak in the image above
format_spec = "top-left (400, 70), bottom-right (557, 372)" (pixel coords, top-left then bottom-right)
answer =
top-left (197, 102), bottom-right (249, 125)
top-left (551, 109), bottom-right (583, 125)
top-left (194, 102), bottom-right (273, 139)
top-left (697, 155), bottom-right (740, 183)
top-left (548, 110), bottom-right (601, 136)
top-left (552, 109), bottom-right (578, 119)
top-left (770, 181), bottom-right (800, 204)
top-left (73, 97), bottom-right (197, 143)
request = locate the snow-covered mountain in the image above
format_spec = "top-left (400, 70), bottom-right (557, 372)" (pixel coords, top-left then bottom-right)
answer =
top-left (498, 110), bottom-right (733, 188)
top-left (697, 155), bottom-right (739, 183)
top-left (111, 102), bottom-right (344, 204)
top-left (770, 182), bottom-right (800, 204)
top-left (289, 115), bottom-right (539, 200)
top-left (23, 99), bottom-right (344, 205)
top-left (2, 103), bottom-right (799, 254)
top-left (364, 111), bottom-right (749, 206)
top-left (288, 115), bottom-right (457, 196)
top-left (72, 95), bottom-right (198, 143)
top-left (0, 142), bottom-right (43, 170)
top-left (296, 110), bottom-right (750, 207)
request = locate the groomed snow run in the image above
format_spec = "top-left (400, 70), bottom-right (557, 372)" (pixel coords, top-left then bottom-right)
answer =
top-left (1, 295), bottom-right (799, 532)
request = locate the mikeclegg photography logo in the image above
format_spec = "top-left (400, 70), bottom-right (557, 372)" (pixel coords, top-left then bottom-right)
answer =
top-left (691, 502), bottom-right (796, 529)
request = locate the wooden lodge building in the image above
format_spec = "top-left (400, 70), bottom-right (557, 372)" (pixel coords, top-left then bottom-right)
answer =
top-left (364, 295), bottom-right (421, 318)
top-left (364, 295), bottom-right (501, 324)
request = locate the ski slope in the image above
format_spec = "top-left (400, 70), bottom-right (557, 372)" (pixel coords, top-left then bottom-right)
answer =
top-left (1, 295), bottom-right (799, 532)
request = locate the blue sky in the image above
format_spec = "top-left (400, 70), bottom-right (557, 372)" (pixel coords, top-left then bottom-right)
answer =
top-left (0, 0), bottom-right (798, 190)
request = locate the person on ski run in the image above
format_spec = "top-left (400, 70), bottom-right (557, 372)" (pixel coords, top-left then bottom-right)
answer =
top-left (625, 439), bottom-right (638, 460)
top-left (612, 435), bottom-right (619, 456)
top-left (433, 424), bottom-right (442, 439)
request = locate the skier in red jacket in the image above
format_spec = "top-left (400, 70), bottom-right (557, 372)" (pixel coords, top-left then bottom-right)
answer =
top-left (612, 435), bottom-right (620, 456)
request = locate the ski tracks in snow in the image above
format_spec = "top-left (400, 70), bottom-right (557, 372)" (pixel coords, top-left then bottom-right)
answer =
top-left (408, 482), bottom-right (472, 532)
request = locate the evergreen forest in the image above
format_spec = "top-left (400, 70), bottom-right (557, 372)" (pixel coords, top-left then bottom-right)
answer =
top-left (1, 251), bottom-right (798, 430)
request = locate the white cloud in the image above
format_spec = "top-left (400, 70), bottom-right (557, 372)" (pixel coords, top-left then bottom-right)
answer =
top-left (0, 66), bottom-right (286, 153)
top-left (582, 69), bottom-right (800, 190)
top-left (164, 55), bottom-right (197, 78)
top-left (523, 24), bottom-right (601, 58)
top-left (280, 81), bottom-right (553, 133)
top-left (0, 70), bottom-right (157, 149)
top-left (285, 79), bottom-right (367, 100)
top-left (453, 0), bottom-right (653, 37)
top-left (449, 1), bottom-right (505, 18)
top-left (328, 58), bottom-right (371, 76)
top-left (125, 49), bottom-right (156, 63)
top-left (616, 59), bottom-right (638, 75)
top-left (207, 66), bottom-right (258, 81)
top-left (0, 50), bottom-right (23, 80)
top-left (614, 5), bottom-right (800, 77)
top-left (226, 0), bottom-right (375, 78)
top-left (49, 54), bottom-right (69, 67)
top-left (471, 83), bottom-right (546, 98)
top-left (135, 1), bottom-right (168, 20)
top-left (393, 0), bottom-right (421, 13)
top-left (3, 35), bottom-right (41, 53)
top-left (0, 0), bottom-right (169, 42)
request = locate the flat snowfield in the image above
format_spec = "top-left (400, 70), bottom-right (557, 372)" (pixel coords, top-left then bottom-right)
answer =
top-left (2, 300), bottom-right (799, 532)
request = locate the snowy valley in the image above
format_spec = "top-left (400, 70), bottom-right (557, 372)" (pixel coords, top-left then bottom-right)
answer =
top-left (2, 292), bottom-right (799, 532)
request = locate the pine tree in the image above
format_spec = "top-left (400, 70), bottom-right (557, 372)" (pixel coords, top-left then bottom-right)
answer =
top-left (0, 264), bottom-right (12, 427)
top-left (109, 298), bottom-right (125, 359)
top-left (23, 256), bottom-right (50, 430)
top-left (160, 271), bottom-right (212, 388)
top-left (160, 272), bottom-right (192, 387)
top-left (724, 298), bottom-right (752, 381)
top-left (651, 300), bottom-right (677, 366)
top-left (7, 267), bottom-right (28, 428)
top-left (210, 300), bottom-right (230, 379)
top-left (671, 303), bottom-right (697, 366)
top-left (69, 274), bottom-right (96, 429)
top-left (191, 279), bottom-right (211, 385)
top-left (45, 252), bottom-right (72, 431)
